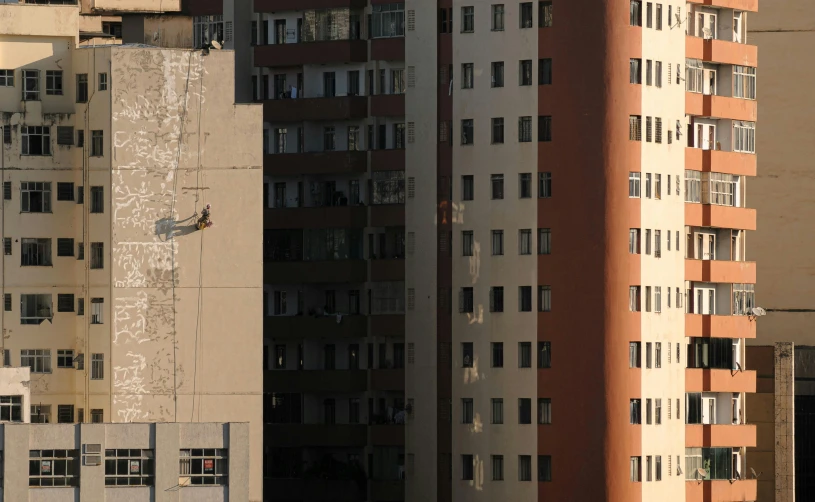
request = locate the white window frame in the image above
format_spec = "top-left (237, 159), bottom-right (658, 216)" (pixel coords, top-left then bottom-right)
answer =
top-left (629, 172), bottom-right (641, 198)
top-left (372, 4), bottom-right (405, 38)
top-left (686, 59), bottom-right (703, 94)
top-left (0, 69), bottom-right (13, 87)
top-left (685, 170), bottom-right (701, 203)
top-left (20, 294), bottom-right (52, 325)
top-left (732, 66), bottom-right (756, 99)
top-left (91, 353), bottom-right (104, 380)
top-left (21, 127), bottom-right (51, 156)
top-left (105, 449), bottom-right (155, 486)
top-left (91, 298), bottom-right (104, 324)
top-left (179, 449), bottom-right (228, 485)
top-left (193, 15), bottom-right (224, 48)
top-left (733, 121), bottom-right (755, 154)
top-left (29, 449), bottom-right (79, 486)
top-left (0, 396), bottom-right (23, 422)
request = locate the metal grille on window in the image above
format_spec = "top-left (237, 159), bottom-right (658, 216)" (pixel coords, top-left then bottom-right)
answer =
top-left (105, 449), bottom-right (155, 486)
top-left (179, 449), bottom-right (228, 485)
top-left (29, 449), bottom-right (79, 486)
top-left (56, 126), bottom-right (73, 146)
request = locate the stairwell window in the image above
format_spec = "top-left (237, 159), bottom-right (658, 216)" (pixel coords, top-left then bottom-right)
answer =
top-left (21, 127), bottom-right (51, 156)
top-left (91, 353), bottom-right (104, 380)
top-left (91, 298), bottom-right (104, 324)
top-left (76, 74), bottom-right (88, 103)
top-left (23, 69), bottom-right (39, 101)
top-left (91, 130), bottom-right (103, 157)
top-left (90, 242), bottom-right (104, 269)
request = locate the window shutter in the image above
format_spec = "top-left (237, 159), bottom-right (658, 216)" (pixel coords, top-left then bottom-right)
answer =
top-left (439, 121), bottom-right (448, 143)
top-left (3, 293), bottom-right (10, 312)
top-left (3, 125), bottom-right (11, 145)
top-left (438, 231), bottom-right (447, 254)
top-left (407, 122), bottom-right (415, 143)
top-left (407, 177), bottom-right (415, 198)
top-left (407, 10), bottom-right (416, 30)
top-left (407, 232), bottom-right (415, 255)
top-left (225, 21), bottom-right (233, 42)
top-left (407, 343), bottom-right (415, 364)
top-left (3, 181), bottom-right (10, 200)
top-left (407, 288), bottom-right (415, 310)
top-left (407, 66), bottom-right (416, 87)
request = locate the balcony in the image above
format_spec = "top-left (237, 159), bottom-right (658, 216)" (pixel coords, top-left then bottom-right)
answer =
top-left (264, 260), bottom-right (367, 284)
top-left (371, 424), bottom-right (405, 446)
top-left (686, 93), bottom-right (757, 122)
top-left (266, 424), bottom-right (367, 448)
top-left (686, 37), bottom-right (757, 66)
top-left (371, 259), bottom-right (405, 282)
top-left (370, 480), bottom-right (404, 502)
top-left (685, 149), bottom-right (756, 177)
top-left (265, 479), bottom-right (364, 502)
top-left (684, 479), bottom-right (757, 502)
top-left (265, 370), bottom-right (367, 393)
top-left (685, 204), bottom-right (756, 231)
top-left (265, 206), bottom-right (367, 230)
top-left (370, 314), bottom-right (405, 337)
top-left (263, 96), bottom-right (368, 122)
top-left (685, 314), bottom-right (756, 339)
top-left (371, 369), bottom-right (405, 392)
top-left (686, 0), bottom-right (758, 12)
top-left (255, 0), bottom-right (366, 11)
top-left (255, 40), bottom-right (368, 68)
top-left (370, 94), bottom-right (405, 117)
top-left (264, 151), bottom-right (367, 176)
top-left (371, 149), bottom-right (405, 172)
top-left (370, 37), bottom-right (405, 61)
top-left (685, 424), bottom-right (757, 448)
top-left (264, 315), bottom-right (367, 339)
top-left (370, 204), bottom-right (405, 227)
top-left (685, 260), bottom-right (756, 284)
top-left (686, 368), bottom-right (756, 393)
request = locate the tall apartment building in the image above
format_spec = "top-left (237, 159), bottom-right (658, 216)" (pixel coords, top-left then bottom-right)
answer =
top-left (0, 1), bottom-right (263, 500)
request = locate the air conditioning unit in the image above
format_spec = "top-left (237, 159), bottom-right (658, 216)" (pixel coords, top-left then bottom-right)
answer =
top-left (84, 443), bottom-right (101, 455)
top-left (84, 455), bottom-right (102, 466)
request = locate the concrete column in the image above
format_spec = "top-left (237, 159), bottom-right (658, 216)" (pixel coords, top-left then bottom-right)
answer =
top-left (4, 424), bottom-right (30, 501)
top-left (775, 342), bottom-right (794, 502)
top-left (156, 422), bottom-right (181, 502)
top-left (79, 424), bottom-right (106, 500)
top-left (227, 422), bottom-right (250, 502)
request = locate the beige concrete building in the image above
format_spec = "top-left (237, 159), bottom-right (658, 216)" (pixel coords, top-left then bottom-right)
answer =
top-left (0, 3), bottom-right (262, 500)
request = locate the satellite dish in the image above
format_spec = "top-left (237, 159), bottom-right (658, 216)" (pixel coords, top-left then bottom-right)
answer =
top-left (211, 40), bottom-right (222, 50)
top-left (751, 307), bottom-right (766, 316)
top-left (695, 468), bottom-right (708, 480)
top-left (750, 467), bottom-right (763, 479)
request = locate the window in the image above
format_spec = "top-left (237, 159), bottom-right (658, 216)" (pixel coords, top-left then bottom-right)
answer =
top-left (492, 455), bottom-right (504, 480)
top-left (21, 294), bottom-right (52, 325)
top-left (29, 449), bottom-right (79, 486)
top-left (646, 116), bottom-right (652, 142)
top-left (519, 342), bottom-right (532, 367)
top-left (22, 349), bottom-right (51, 374)
top-left (57, 350), bottom-right (74, 369)
top-left (492, 4), bottom-right (505, 30)
top-left (21, 182), bottom-right (51, 213)
top-left (517, 174), bottom-right (533, 200)
top-left (2, 182), bottom-right (9, 200)
top-left (629, 342), bottom-right (641, 368)
top-left (491, 398), bottom-right (504, 424)
top-left (491, 230), bottom-right (504, 256)
top-left (519, 231), bottom-right (532, 256)
top-left (105, 449), bottom-right (154, 486)
top-left (686, 59), bottom-right (703, 93)
top-left (461, 175), bottom-right (475, 201)
top-left (539, 1), bottom-right (552, 26)
top-left (538, 228), bottom-right (551, 255)
top-left (492, 117), bottom-right (505, 144)
top-left (655, 61), bottom-right (662, 88)
top-left (733, 66), bottom-right (757, 99)
top-left (538, 341), bottom-right (551, 368)
top-left (518, 455), bottom-right (532, 481)
top-left (77, 130), bottom-right (85, 150)
top-left (21, 127), bottom-right (51, 156)
top-left (538, 455), bottom-right (552, 481)
top-left (371, 4), bottom-right (405, 38)
top-left (538, 116), bottom-right (552, 142)
top-left (491, 62), bottom-right (504, 88)
top-left (491, 174), bottom-right (504, 199)
top-left (45, 70), bottom-right (63, 95)
top-left (631, 456), bottom-right (642, 481)
top-left (646, 2), bottom-right (652, 27)
top-left (630, 0), bottom-right (642, 26)
top-left (23, 69), bottom-right (39, 101)
top-left (91, 298), bottom-right (104, 324)
top-left (193, 15), bottom-right (224, 47)
top-left (518, 398), bottom-right (531, 424)
top-left (490, 286), bottom-right (504, 312)
top-left (519, 116), bottom-right (532, 142)
top-left (179, 449), bottom-right (228, 485)
top-left (77, 243), bottom-right (84, 261)
top-left (629, 286), bottom-right (641, 311)
top-left (733, 121), bottom-right (756, 153)
top-left (78, 297), bottom-right (84, 316)
top-left (21, 238), bottom-right (52, 266)
top-left (655, 117), bottom-right (662, 143)
top-left (538, 398), bottom-right (551, 424)
top-left (630, 399), bottom-right (641, 424)
top-left (654, 230), bottom-right (661, 257)
top-left (629, 115), bottom-right (642, 141)
top-left (629, 172), bottom-right (641, 197)
top-left (91, 130), bottom-right (103, 157)
top-left (538, 172), bottom-right (552, 197)
top-left (348, 126), bottom-right (360, 151)
top-left (646, 60), bottom-right (652, 86)
top-left (539, 58), bottom-right (552, 85)
top-left (630, 59), bottom-right (642, 84)
top-left (520, 60), bottom-right (533, 85)
top-left (462, 342), bottom-right (474, 367)
top-left (462, 398), bottom-right (474, 423)
top-left (655, 455), bottom-right (662, 480)
top-left (76, 74), bottom-right (88, 103)
top-left (98, 72), bottom-right (108, 91)
top-left (57, 294), bottom-right (74, 313)
top-left (520, 2), bottom-right (533, 27)
top-left (655, 342), bottom-right (662, 368)
top-left (57, 126), bottom-right (73, 147)
top-left (646, 455), bottom-right (653, 481)
top-left (461, 119), bottom-right (474, 145)
top-left (3, 294), bottom-right (9, 311)
top-left (0, 396), bottom-right (22, 422)
top-left (538, 285), bottom-right (551, 312)
top-left (462, 231), bottom-right (474, 256)
top-left (645, 286), bottom-right (652, 312)
top-left (461, 6), bottom-right (474, 32)
top-left (462, 455), bottom-right (474, 480)
top-left (0, 69), bottom-right (13, 87)
top-left (91, 242), bottom-right (104, 269)
top-left (645, 174), bottom-right (652, 199)
top-left (685, 170), bottom-right (701, 203)
top-left (629, 229), bottom-right (640, 254)
top-left (492, 342), bottom-right (504, 368)
top-left (646, 398), bottom-right (652, 424)
top-left (655, 398), bottom-right (662, 424)
top-left (462, 63), bottom-right (474, 89)
top-left (91, 353), bottom-right (104, 380)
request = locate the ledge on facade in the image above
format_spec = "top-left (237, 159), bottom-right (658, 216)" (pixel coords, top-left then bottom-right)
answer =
top-left (684, 259), bottom-right (756, 284)
top-left (255, 0), bottom-right (366, 12)
top-left (686, 368), bottom-right (756, 393)
top-left (684, 479), bottom-right (757, 502)
top-left (686, 93), bottom-right (757, 122)
top-left (685, 203), bottom-right (756, 231)
top-left (264, 314), bottom-right (367, 339)
top-left (370, 368), bottom-right (405, 392)
top-left (370, 314), bottom-right (405, 337)
top-left (686, 37), bottom-right (757, 67)
top-left (255, 40), bottom-right (368, 68)
top-left (264, 205), bottom-right (367, 230)
top-left (265, 369), bottom-right (367, 393)
top-left (370, 37), bottom-right (405, 62)
top-left (370, 424), bottom-right (405, 446)
top-left (370, 94), bottom-right (405, 117)
top-left (684, 314), bottom-right (756, 339)
top-left (265, 424), bottom-right (366, 448)
top-left (686, 0), bottom-right (757, 13)
top-left (264, 260), bottom-right (367, 284)
top-left (371, 149), bottom-right (405, 172)
top-left (685, 148), bottom-right (756, 177)
top-left (263, 95), bottom-right (368, 122)
top-left (264, 150), bottom-right (367, 176)
top-left (685, 424), bottom-right (757, 448)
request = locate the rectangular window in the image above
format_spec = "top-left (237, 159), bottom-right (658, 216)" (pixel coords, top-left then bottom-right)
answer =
top-left (492, 455), bottom-right (504, 480)
top-left (491, 398), bottom-right (504, 424)
top-left (461, 119), bottom-right (474, 145)
top-left (57, 350), bottom-right (74, 368)
top-left (630, 399), bottom-right (641, 424)
top-left (518, 116), bottom-right (532, 142)
top-left (646, 60), bottom-right (653, 86)
top-left (371, 4), bottom-right (405, 38)
top-left (629, 172), bottom-right (641, 197)
top-left (462, 455), bottom-right (474, 480)
top-left (539, 58), bottom-right (552, 85)
top-left (91, 131), bottom-right (103, 157)
top-left (21, 182), bottom-right (51, 213)
top-left (655, 61), bottom-right (662, 87)
top-left (462, 398), bottom-right (473, 423)
top-left (733, 121), bottom-right (756, 153)
top-left (491, 62), bottom-right (504, 88)
top-left (629, 342), bottom-right (641, 368)
top-left (462, 231), bottom-right (474, 256)
top-left (492, 117), bottom-right (505, 144)
top-left (539, 1), bottom-right (552, 27)
top-left (629, 115), bottom-right (642, 141)
top-left (57, 294), bottom-right (74, 313)
top-left (646, 342), bottom-right (652, 368)
top-left (91, 298), bottom-right (104, 324)
top-left (685, 170), bottom-right (702, 203)
top-left (21, 349), bottom-right (51, 373)
top-left (0, 395), bottom-right (23, 422)
top-left (646, 116), bottom-right (652, 142)
top-left (520, 60), bottom-right (533, 85)
top-left (518, 286), bottom-right (532, 312)
top-left (462, 176), bottom-right (474, 201)
top-left (629, 286), bottom-right (641, 311)
top-left (538, 341), bottom-right (551, 368)
top-left (462, 63), bottom-right (474, 89)
top-left (538, 116), bottom-right (552, 142)
top-left (646, 455), bottom-right (653, 481)
top-left (76, 74), bottom-right (88, 103)
top-left (21, 238), bottom-right (52, 266)
top-left (105, 448), bottom-right (154, 486)
top-left (646, 398), bottom-right (652, 424)
top-left (21, 294), bottom-right (52, 325)
top-left (519, 342), bottom-right (532, 367)
top-left (98, 72), bottom-right (108, 91)
top-left (655, 455), bottom-right (662, 480)
top-left (645, 286), bottom-right (652, 312)
top-left (519, 230), bottom-right (532, 255)
top-left (538, 228), bottom-right (551, 255)
top-left (0, 69), bottom-right (13, 87)
top-left (461, 6), bottom-right (474, 32)
top-left (654, 229), bottom-right (661, 257)
top-left (645, 173), bottom-right (652, 199)
top-left (91, 242), bottom-right (104, 269)
top-left (538, 398), bottom-right (551, 424)
top-left (490, 286), bottom-right (504, 312)
top-left (655, 286), bottom-right (662, 312)
top-left (520, 2), bottom-right (533, 28)
top-left (519, 173), bottom-right (532, 199)
top-left (629, 229), bottom-right (640, 254)
top-left (630, 59), bottom-right (642, 84)
top-left (45, 70), bottom-right (63, 95)
top-left (491, 174), bottom-right (504, 199)
top-left (21, 127), bottom-right (51, 156)
top-left (492, 4), bottom-right (505, 30)
top-left (491, 230), bottom-right (504, 256)
top-left (630, 0), bottom-right (642, 26)
top-left (58, 127), bottom-right (72, 148)
top-left (491, 342), bottom-right (504, 368)
top-left (538, 285), bottom-right (551, 312)
top-left (462, 342), bottom-right (474, 367)
top-left (538, 172), bottom-right (552, 197)
top-left (179, 449), bottom-right (228, 485)
top-left (646, 2), bottom-right (652, 27)
top-left (3, 294), bottom-right (9, 312)
top-left (23, 69), bottom-right (40, 101)
top-left (91, 353), bottom-right (104, 380)
top-left (655, 342), bottom-right (662, 368)
top-left (519, 455), bottom-right (532, 481)
top-left (539, 455), bottom-right (552, 481)
top-left (655, 174), bottom-right (662, 199)
top-left (655, 117), bottom-right (662, 143)
top-left (29, 449), bottom-right (79, 486)
top-left (518, 398), bottom-right (531, 424)
top-left (733, 66), bottom-right (757, 99)
top-left (655, 398), bottom-right (662, 424)
top-left (631, 456), bottom-right (642, 482)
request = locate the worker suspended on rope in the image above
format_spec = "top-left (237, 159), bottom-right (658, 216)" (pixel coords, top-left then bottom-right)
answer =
top-left (197, 203), bottom-right (214, 230)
